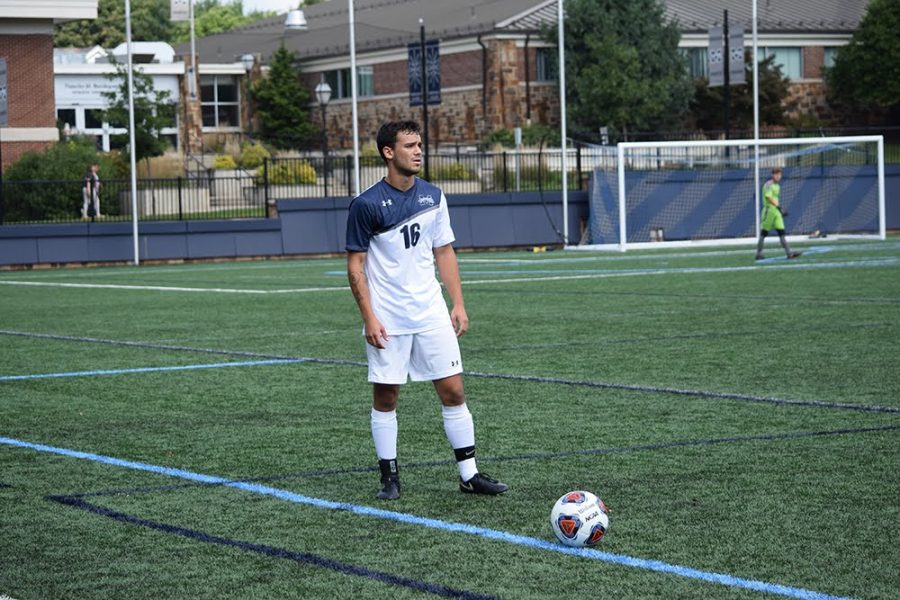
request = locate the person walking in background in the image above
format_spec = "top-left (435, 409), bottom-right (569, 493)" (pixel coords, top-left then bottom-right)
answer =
top-left (82, 163), bottom-right (101, 220)
top-left (345, 120), bottom-right (508, 500)
top-left (755, 167), bottom-right (800, 260)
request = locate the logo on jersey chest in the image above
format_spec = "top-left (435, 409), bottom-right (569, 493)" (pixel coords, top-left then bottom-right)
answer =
top-left (382, 198), bottom-right (393, 207)
top-left (417, 194), bottom-right (435, 206)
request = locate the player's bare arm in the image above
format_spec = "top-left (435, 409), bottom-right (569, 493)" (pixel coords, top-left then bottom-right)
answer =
top-left (347, 251), bottom-right (389, 348)
top-left (434, 243), bottom-right (468, 337)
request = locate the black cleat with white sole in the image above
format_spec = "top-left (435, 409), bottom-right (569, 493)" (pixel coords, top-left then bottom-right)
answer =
top-left (459, 472), bottom-right (508, 495)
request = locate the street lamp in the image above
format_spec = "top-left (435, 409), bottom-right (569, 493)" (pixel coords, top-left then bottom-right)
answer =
top-left (284, 8), bottom-right (308, 30)
top-left (241, 53), bottom-right (255, 139)
top-left (315, 79), bottom-right (332, 198)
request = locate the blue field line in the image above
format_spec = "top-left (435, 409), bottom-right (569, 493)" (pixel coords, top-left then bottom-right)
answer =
top-left (0, 436), bottom-right (850, 599)
top-left (49, 423), bottom-right (900, 501)
top-left (0, 359), bottom-right (302, 381)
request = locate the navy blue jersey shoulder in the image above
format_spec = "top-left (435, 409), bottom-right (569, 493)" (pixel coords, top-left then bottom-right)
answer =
top-left (346, 178), bottom-right (444, 252)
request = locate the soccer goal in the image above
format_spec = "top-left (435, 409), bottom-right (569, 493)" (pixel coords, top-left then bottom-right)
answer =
top-left (580, 135), bottom-right (886, 251)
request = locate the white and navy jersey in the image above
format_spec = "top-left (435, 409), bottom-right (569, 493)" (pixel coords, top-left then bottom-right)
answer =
top-left (346, 177), bottom-right (455, 334)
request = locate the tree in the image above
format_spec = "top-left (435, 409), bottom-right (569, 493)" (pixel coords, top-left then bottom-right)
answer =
top-left (102, 59), bottom-right (175, 165)
top-left (549, 0), bottom-right (693, 137)
top-left (251, 45), bottom-right (316, 151)
top-left (55, 0), bottom-right (173, 48)
top-left (54, 0), bottom-right (272, 48)
top-left (825, 0), bottom-right (900, 123)
top-left (171, 1), bottom-right (275, 44)
top-left (689, 53), bottom-right (795, 131)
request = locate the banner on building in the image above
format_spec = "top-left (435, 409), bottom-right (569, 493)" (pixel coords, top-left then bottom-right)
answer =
top-left (408, 39), bottom-right (441, 106)
top-left (0, 58), bottom-right (8, 127)
top-left (708, 26), bottom-right (745, 87)
top-left (171, 0), bottom-right (190, 22)
top-left (728, 26), bottom-right (746, 85)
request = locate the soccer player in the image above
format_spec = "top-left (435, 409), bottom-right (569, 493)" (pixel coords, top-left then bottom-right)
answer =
top-left (755, 166), bottom-right (801, 260)
top-left (345, 120), bottom-right (508, 500)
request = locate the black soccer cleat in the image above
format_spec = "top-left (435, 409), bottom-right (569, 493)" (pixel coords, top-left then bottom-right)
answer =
top-left (377, 477), bottom-right (400, 500)
top-left (755, 254), bottom-right (766, 261)
top-left (787, 252), bottom-right (802, 259)
top-left (376, 458), bottom-right (400, 500)
top-left (459, 472), bottom-right (508, 495)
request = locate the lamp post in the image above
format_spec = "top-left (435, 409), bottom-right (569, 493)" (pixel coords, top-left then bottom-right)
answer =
top-left (315, 79), bottom-right (332, 198)
top-left (241, 53), bottom-right (254, 140)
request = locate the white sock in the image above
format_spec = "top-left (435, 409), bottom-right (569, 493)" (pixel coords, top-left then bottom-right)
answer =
top-left (371, 408), bottom-right (397, 460)
top-left (442, 404), bottom-right (478, 481)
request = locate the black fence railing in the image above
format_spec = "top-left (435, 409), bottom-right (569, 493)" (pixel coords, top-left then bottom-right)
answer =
top-left (2, 129), bottom-right (896, 225)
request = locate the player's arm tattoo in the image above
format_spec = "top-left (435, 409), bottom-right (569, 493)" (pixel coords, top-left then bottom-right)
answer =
top-left (348, 269), bottom-right (367, 306)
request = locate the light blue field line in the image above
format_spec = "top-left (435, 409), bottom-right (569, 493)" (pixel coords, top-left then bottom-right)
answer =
top-left (0, 359), bottom-right (302, 381)
top-left (0, 437), bottom-right (848, 600)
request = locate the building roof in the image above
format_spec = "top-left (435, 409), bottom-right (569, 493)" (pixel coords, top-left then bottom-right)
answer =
top-left (179, 0), bottom-right (869, 65)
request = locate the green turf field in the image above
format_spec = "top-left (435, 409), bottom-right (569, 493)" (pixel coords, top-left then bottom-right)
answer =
top-left (1, 237), bottom-right (898, 599)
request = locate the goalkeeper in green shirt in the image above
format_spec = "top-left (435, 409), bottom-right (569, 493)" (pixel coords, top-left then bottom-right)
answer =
top-left (755, 167), bottom-right (801, 260)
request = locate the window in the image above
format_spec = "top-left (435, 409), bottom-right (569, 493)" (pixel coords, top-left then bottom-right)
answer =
top-left (682, 47), bottom-right (709, 79)
top-left (85, 109), bottom-right (105, 129)
top-left (323, 66), bottom-right (374, 99)
top-left (536, 48), bottom-right (557, 81)
top-left (201, 75), bottom-right (240, 128)
top-left (760, 47), bottom-right (802, 79)
top-left (824, 47), bottom-right (840, 69)
top-left (56, 109), bottom-right (77, 129)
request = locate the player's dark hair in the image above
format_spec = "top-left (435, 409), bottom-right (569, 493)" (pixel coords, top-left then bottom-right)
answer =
top-left (376, 120), bottom-right (420, 163)
top-left (772, 167), bottom-right (783, 175)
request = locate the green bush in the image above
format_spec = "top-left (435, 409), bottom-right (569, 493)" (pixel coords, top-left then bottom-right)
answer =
top-left (3, 137), bottom-right (124, 221)
top-left (265, 160), bottom-right (317, 185)
top-left (213, 154), bottom-right (237, 170)
top-left (429, 161), bottom-right (476, 181)
top-left (239, 142), bottom-right (270, 170)
top-left (482, 124), bottom-right (561, 149)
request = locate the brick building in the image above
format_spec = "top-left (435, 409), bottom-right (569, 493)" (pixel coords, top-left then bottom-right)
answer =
top-left (0, 0), bottom-right (97, 170)
top-left (180, 0), bottom-right (868, 153)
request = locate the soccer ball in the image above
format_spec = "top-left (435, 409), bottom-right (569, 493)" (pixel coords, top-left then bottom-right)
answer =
top-left (550, 490), bottom-right (609, 547)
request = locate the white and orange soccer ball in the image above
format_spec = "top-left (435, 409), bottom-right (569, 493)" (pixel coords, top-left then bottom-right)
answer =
top-left (549, 490), bottom-right (609, 547)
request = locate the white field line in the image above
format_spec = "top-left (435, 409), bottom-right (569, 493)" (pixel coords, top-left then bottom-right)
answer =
top-left (0, 257), bottom-right (895, 294)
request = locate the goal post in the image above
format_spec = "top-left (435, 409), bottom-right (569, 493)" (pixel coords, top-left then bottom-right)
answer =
top-left (580, 135), bottom-right (886, 251)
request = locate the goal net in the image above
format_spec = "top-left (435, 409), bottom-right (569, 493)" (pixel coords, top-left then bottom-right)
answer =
top-left (581, 135), bottom-right (886, 251)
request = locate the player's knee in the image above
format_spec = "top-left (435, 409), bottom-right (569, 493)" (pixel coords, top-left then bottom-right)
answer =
top-left (373, 384), bottom-right (399, 411)
top-left (776, 229), bottom-right (786, 236)
top-left (759, 230), bottom-right (769, 238)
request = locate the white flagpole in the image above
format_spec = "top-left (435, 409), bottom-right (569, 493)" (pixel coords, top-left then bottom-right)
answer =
top-left (125, 0), bottom-right (140, 265)
top-left (349, 0), bottom-right (360, 197)
top-left (752, 0), bottom-right (760, 235)
top-left (558, 0), bottom-right (569, 245)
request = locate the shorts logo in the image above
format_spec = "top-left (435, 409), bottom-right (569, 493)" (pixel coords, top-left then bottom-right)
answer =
top-left (417, 194), bottom-right (435, 206)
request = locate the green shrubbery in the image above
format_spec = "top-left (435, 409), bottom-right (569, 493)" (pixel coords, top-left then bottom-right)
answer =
top-left (212, 154), bottom-right (238, 170)
top-left (429, 161), bottom-right (476, 181)
top-left (3, 137), bottom-right (125, 221)
top-left (264, 160), bottom-right (317, 185)
top-left (239, 142), bottom-right (271, 170)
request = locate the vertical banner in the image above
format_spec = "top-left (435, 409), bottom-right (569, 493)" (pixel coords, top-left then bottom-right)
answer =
top-left (171, 0), bottom-right (190, 21)
top-left (0, 58), bottom-right (8, 127)
top-left (728, 26), bottom-right (746, 85)
top-left (707, 26), bottom-right (724, 87)
top-left (408, 39), bottom-right (441, 106)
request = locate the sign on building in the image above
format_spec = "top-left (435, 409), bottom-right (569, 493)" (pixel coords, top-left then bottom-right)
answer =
top-left (708, 25), bottom-right (745, 87)
top-left (171, 0), bottom-right (190, 22)
top-left (408, 39), bottom-right (441, 106)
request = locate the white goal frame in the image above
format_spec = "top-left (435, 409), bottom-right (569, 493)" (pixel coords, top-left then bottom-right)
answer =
top-left (574, 135), bottom-right (886, 252)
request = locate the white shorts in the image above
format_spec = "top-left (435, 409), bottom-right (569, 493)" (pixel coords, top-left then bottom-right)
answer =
top-left (366, 323), bottom-right (463, 384)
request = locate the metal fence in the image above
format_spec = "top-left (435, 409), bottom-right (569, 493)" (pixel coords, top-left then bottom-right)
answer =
top-left (2, 128), bottom-right (896, 225)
